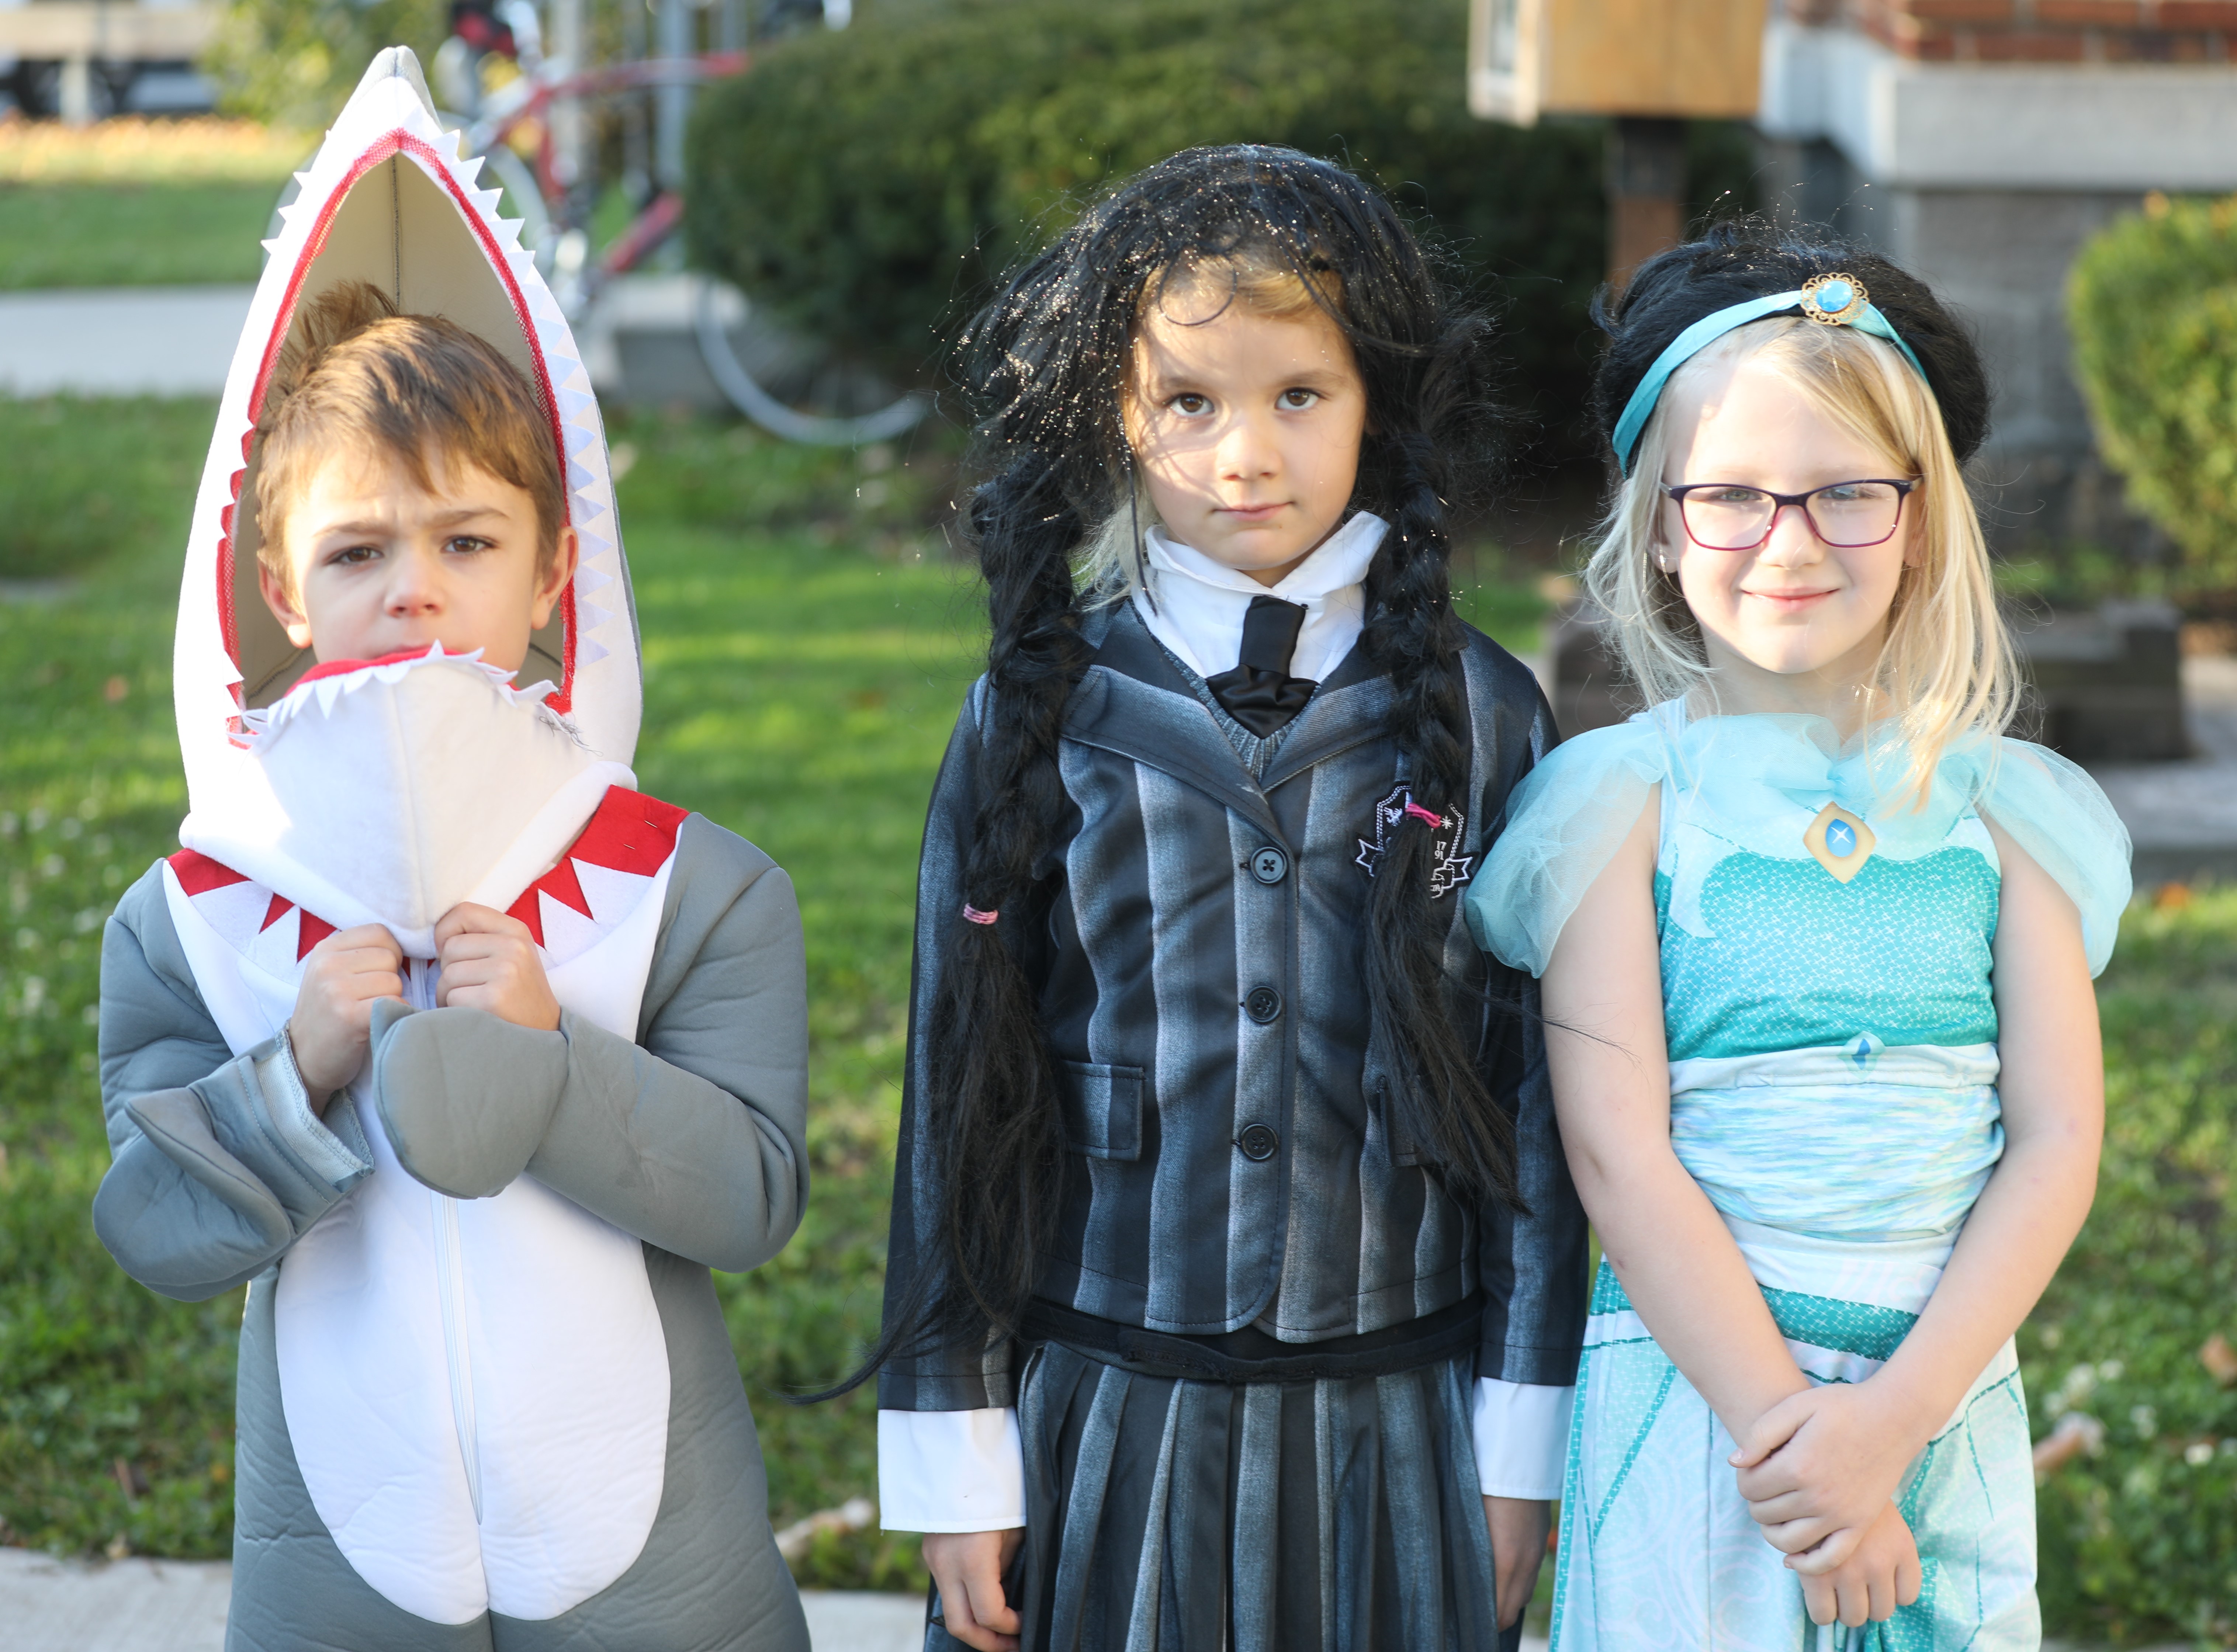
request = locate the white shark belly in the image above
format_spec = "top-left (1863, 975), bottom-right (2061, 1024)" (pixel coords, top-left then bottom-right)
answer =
top-left (276, 1097), bottom-right (670, 1624)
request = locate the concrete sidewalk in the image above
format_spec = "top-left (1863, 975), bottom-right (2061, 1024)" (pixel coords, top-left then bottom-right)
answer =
top-left (0, 1547), bottom-right (929, 1652)
top-left (2094, 653), bottom-right (2237, 886)
top-left (0, 1547), bottom-right (1565, 1651)
top-left (0, 277), bottom-right (723, 403)
top-left (0, 285), bottom-right (255, 397)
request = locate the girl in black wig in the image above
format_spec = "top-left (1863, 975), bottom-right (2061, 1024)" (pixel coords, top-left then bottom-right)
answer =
top-left (868, 145), bottom-right (1587, 1652)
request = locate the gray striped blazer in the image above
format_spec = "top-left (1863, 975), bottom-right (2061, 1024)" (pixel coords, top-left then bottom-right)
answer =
top-left (879, 601), bottom-right (1588, 1412)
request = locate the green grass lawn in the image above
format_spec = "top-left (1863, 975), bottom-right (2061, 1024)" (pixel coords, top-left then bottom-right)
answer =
top-left (3, 398), bottom-right (2234, 1635)
top-left (0, 184), bottom-right (284, 291)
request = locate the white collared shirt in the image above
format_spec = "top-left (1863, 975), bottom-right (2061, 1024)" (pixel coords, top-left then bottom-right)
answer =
top-left (1131, 510), bottom-right (1386, 684)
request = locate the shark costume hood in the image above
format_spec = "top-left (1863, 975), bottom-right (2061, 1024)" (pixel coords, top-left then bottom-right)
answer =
top-left (174, 47), bottom-right (638, 958)
top-left (161, 49), bottom-right (684, 1626)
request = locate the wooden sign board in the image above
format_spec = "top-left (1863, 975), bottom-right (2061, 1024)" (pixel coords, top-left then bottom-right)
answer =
top-left (1469, 0), bottom-right (1770, 126)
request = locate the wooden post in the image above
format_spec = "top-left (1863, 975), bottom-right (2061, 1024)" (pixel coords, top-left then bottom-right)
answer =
top-left (1606, 116), bottom-right (1685, 289)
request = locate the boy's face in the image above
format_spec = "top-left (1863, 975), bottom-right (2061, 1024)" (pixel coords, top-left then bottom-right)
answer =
top-left (259, 445), bottom-right (577, 674)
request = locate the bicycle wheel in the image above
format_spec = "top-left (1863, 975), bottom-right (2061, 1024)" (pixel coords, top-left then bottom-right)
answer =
top-left (694, 280), bottom-right (929, 447)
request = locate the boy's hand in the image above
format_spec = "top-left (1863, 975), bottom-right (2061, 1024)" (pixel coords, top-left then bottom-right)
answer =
top-left (290, 924), bottom-right (406, 1104)
top-left (1730, 1382), bottom-right (1922, 1563)
top-left (922, 1529), bottom-right (1025, 1652)
top-left (1796, 1501), bottom-right (1922, 1627)
top-left (1483, 1496), bottom-right (1551, 1631)
top-left (434, 903), bottom-right (560, 1032)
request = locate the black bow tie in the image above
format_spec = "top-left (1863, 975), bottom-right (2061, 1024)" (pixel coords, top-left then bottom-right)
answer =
top-left (1205, 595), bottom-right (1317, 738)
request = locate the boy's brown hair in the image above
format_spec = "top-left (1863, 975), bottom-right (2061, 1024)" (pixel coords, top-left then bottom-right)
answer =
top-left (254, 281), bottom-right (565, 595)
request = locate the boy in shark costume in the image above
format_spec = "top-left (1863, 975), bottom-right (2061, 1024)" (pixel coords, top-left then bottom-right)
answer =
top-left (91, 50), bottom-right (812, 1652)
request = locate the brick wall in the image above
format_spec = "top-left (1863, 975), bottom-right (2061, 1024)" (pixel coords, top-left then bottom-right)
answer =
top-left (1783, 0), bottom-right (2236, 60)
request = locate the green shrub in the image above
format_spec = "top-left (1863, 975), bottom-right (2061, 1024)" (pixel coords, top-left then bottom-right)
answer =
top-left (204, 0), bottom-right (447, 129)
top-left (688, 0), bottom-right (1750, 454)
top-left (2069, 194), bottom-right (2237, 597)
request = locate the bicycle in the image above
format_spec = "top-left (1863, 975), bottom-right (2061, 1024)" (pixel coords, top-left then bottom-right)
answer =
top-left (277, 20), bottom-right (928, 447)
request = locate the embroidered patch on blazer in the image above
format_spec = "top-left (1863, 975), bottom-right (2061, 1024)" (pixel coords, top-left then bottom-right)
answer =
top-left (1355, 787), bottom-right (1474, 899)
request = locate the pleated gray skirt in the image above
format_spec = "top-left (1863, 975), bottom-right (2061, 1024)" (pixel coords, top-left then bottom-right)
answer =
top-left (926, 1340), bottom-right (1514, 1652)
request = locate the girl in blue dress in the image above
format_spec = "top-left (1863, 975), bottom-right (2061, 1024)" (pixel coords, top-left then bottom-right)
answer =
top-left (1468, 225), bottom-right (2131, 1647)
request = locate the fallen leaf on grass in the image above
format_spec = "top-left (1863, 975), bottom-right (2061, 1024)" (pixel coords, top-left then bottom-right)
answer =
top-left (2033, 1412), bottom-right (2106, 1481)
top-left (2201, 1333), bottom-right (2237, 1387)
top-left (775, 1496), bottom-right (876, 1563)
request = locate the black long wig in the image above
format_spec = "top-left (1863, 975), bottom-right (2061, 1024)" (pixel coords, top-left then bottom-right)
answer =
top-left (875, 145), bottom-right (1521, 1379)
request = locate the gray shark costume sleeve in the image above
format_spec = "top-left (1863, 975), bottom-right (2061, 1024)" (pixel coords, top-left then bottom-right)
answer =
top-left (95, 815), bottom-right (813, 1652)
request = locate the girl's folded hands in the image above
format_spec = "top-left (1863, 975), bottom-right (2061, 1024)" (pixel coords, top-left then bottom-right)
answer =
top-left (1728, 1378), bottom-right (1933, 1563)
top-left (1797, 1501), bottom-right (1924, 1627)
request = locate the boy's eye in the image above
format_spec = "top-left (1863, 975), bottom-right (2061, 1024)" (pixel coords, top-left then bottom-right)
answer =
top-left (1278, 388), bottom-right (1320, 410)
top-left (1168, 393), bottom-right (1212, 416)
top-left (444, 536), bottom-right (493, 556)
top-left (331, 543), bottom-right (381, 566)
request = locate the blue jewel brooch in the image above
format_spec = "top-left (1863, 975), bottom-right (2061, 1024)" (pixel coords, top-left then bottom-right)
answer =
top-left (1805, 801), bottom-right (1876, 883)
top-left (1799, 272), bottom-right (1870, 327)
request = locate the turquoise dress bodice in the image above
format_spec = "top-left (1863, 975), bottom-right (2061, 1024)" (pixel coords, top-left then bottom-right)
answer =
top-left (1654, 813), bottom-right (2001, 1062)
top-left (1468, 702), bottom-right (2132, 1242)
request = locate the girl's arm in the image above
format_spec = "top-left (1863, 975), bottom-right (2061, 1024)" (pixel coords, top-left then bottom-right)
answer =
top-left (1732, 817), bottom-right (2103, 1563)
top-left (1541, 790), bottom-right (1817, 1436)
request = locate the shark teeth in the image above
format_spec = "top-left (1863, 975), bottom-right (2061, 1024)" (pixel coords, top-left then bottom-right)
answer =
top-left (236, 643), bottom-right (548, 743)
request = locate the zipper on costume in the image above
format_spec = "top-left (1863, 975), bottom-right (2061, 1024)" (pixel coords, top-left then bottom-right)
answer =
top-left (433, 1188), bottom-right (483, 1522)
top-left (410, 956), bottom-right (485, 1525)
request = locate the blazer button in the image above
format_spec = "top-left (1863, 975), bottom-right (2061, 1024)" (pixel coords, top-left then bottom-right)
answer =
top-left (1244, 985), bottom-right (1282, 1024)
top-left (1237, 1123), bottom-right (1280, 1162)
top-left (1249, 846), bottom-right (1289, 885)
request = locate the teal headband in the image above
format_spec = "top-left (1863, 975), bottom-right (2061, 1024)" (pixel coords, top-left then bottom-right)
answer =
top-left (1610, 272), bottom-right (1930, 474)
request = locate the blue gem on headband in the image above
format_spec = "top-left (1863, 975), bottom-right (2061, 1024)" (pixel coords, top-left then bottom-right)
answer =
top-left (1611, 270), bottom-right (1930, 473)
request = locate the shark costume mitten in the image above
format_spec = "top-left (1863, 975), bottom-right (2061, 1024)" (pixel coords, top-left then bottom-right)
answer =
top-left (91, 49), bottom-right (811, 1652)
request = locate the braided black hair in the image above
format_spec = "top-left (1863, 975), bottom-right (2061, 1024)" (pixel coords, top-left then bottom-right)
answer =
top-left (1591, 219), bottom-right (1992, 465)
top-left (868, 145), bottom-right (1521, 1381)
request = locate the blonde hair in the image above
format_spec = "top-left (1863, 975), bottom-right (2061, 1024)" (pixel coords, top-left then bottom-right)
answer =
top-left (255, 281), bottom-right (565, 595)
top-left (1582, 316), bottom-right (2014, 802)
top-left (1073, 247), bottom-right (1347, 602)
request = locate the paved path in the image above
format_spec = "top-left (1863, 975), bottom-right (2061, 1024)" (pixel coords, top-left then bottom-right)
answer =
top-left (2094, 653), bottom-right (2237, 885)
top-left (0, 1548), bottom-right (1563, 1651)
top-left (0, 1547), bottom-right (931, 1652)
top-left (0, 285), bottom-right (255, 397)
top-left (0, 278), bottom-right (693, 400)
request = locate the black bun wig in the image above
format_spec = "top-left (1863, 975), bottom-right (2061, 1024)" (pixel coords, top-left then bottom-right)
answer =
top-left (853, 145), bottom-right (1522, 1389)
top-left (1590, 219), bottom-right (1993, 466)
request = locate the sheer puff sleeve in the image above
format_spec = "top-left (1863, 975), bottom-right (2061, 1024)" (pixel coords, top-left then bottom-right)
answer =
top-left (1976, 737), bottom-right (2133, 977)
top-left (1464, 718), bottom-right (1668, 980)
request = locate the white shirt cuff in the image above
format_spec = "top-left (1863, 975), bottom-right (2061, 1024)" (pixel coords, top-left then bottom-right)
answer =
top-left (1472, 1378), bottom-right (1573, 1500)
top-left (877, 1408), bottom-right (1027, 1533)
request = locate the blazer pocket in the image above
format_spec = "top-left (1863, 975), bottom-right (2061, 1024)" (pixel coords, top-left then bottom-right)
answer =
top-left (1057, 1061), bottom-right (1145, 1162)
top-left (1372, 1077), bottom-right (1424, 1169)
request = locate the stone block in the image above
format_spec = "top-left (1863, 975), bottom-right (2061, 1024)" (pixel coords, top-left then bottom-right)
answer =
top-left (2012, 599), bottom-right (2188, 761)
